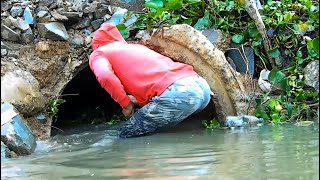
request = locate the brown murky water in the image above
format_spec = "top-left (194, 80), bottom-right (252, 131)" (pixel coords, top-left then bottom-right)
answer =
top-left (1, 123), bottom-right (319, 179)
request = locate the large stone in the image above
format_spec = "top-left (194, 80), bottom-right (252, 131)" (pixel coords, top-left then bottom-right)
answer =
top-left (50, 10), bottom-right (68, 21)
top-left (304, 60), bottom-right (319, 92)
top-left (139, 24), bottom-right (256, 121)
top-left (1, 69), bottom-right (46, 117)
top-left (38, 0), bottom-right (54, 7)
top-left (91, 19), bottom-right (104, 30)
top-left (37, 22), bottom-right (69, 41)
top-left (94, 5), bottom-right (110, 19)
top-left (10, 6), bottom-right (24, 18)
top-left (23, 7), bottom-right (34, 25)
top-left (1, 24), bottom-right (21, 43)
top-left (60, 11), bottom-right (83, 22)
top-left (72, 17), bottom-right (92, 29)
top-left (1, 1), bottom-right (13, 12)
top-left (21, 28), bottom-right (34, 44)
top-left (83, 1), bottom-right (101, 14)
top-left (10, 17), bottom-right (30, 31)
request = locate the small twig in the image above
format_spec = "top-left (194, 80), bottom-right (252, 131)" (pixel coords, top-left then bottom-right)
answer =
top-left (46, 125), bottom-right (64, 132)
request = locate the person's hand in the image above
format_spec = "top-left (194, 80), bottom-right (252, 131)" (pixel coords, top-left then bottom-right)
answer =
top-left (122, 101), bottom-right (135, 117)
top-left (128, 95), bottom-right (137, 105)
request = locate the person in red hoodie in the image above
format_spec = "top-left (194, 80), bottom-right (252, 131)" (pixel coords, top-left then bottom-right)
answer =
top-left (89, 23), bottom-right (212, 138)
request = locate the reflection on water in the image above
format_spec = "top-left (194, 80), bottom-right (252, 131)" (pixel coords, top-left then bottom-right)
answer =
top-left (1, 124), bottom-right (319, 180)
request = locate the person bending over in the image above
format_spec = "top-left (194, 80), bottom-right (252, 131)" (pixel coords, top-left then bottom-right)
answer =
top-left (89, 23), bottom-right (212, 138)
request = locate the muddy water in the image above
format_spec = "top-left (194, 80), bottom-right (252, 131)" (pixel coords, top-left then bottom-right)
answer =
top-left (1, 124), bottom-right (319, 179)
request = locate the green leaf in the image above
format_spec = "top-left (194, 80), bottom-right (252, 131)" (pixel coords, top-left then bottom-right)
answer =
top-left (267, 0), bottom-right (273, 6)
top-left (116, 24), bottom-right (130, 39)
top-left (252, 40), bottom-right (261, 47)
top-left (280, 78), bottom-right (290, 93)
top-left (164, 0), bottom-right (183, 10)
top-left (255, 109), bottom-right (269, 121)
top-left (269, 48), bottom-right (281, 58)
top-left (193, 10), bottom-right (211, 30)
top-left (145, 0), bottom-right (164, 9)
top-left (248, 28), bottom-right (259, 38)
top-left (313, 37), bottom-right (319, 56)
top-left (232, 34), bottom-right (244, 43)
top-left (283, 13), bottom-right (293, 23)
top-left (287, 102), bottom-right (293, 118)
top-left (268, 69), bottom-right (286, 84)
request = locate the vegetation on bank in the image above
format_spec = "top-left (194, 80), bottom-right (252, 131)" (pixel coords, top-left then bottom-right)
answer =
top-left (120, 0), bottom-right (319, 126)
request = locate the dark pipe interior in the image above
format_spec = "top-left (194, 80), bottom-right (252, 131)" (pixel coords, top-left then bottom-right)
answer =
top-left (52, 65), bottom-right (216, 136)
top-left (51, 66), bottom-right (123, 136)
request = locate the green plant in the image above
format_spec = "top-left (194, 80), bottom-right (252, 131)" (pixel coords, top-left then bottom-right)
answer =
top-left (202, 118), bottom-right (221, 129)
top-left (107, 114), bottom-right (126, 125)
top-left (48, 98), bottom-right (66, 116)
top-left (255, 68), bottom-right (319, 124)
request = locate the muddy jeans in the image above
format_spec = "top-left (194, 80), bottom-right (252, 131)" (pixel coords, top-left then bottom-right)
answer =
top-left (118, 75), bottom-right (212, 138)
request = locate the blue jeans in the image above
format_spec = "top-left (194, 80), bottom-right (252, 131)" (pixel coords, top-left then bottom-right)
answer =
top-left (118, 75), bottom-right (212, 138)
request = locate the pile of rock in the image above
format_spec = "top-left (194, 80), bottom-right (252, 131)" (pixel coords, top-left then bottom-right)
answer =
top-left (1, 0), bottom-right (138, 49)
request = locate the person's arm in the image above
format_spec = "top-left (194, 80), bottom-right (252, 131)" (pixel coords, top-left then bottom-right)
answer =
top-left (89, 52), bottom-right (131, 108)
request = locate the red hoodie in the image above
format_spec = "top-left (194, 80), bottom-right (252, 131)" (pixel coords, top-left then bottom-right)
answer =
top-left (89, 23), bottom-right (197, 108)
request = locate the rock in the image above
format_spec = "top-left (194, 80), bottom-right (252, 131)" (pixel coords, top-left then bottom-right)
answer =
top-left (85, 36), bottom-right (92, 47)
top-left (1, 102), bottom-right (37, 156)
top-left (50, 10), bottom-right (68, 21)
top-left (1, 16), bottom-right (13, 28)
top-left (1, 49), bottom-right (8, 56)
top-left (70, 34), bottom-right (85, 47)
top-left (91, 19), bottom-right (104, 30)
top-left (10, 17), bottom-right (30, 31)
top-left (10, 6), bottom-right (24, 18)
top-left (225, 43), bottom-right (255, 75)
top-left (37, 10), bottom-right (49, 18)
top-left (1, 141), bottom-right (11, 159)
top-left (60, 11), bottom-right (83, 22)
top-left (82, 29), bottom-right (92, 35)
top-left (38, 0), bottom-right (54, 7)
top-left (202, 28), bottom-right (231, 53)
top-left (94, 5), bottom-right (110, 19)
top-left (304, 60), bottom-right (319, 92)
top-left (1, 24), bottom-right (21, 43)
top-left (1, 1), bottom-right (13, 12)
top-left (21, 28), bottom-right (34, 44)
top-left (37, 22), bottom-right (69, 41)
top-left (72, 17), bottom-right (92, 29)
top-left (83, 1), bottom-right (101, 14)
top-left (1, 41), bottom-right (10, 49)
top-left (23, 7), bottom-right (34, 25)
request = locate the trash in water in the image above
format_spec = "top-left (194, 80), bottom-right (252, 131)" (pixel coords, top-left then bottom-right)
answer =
top-left (224, 115), bottom-right (264, 127)
top-left (1, 102), bottom-right (37, 156)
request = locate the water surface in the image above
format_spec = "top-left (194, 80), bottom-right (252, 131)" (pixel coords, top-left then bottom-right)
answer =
top-left (1, 124), bottom-right (319, 180)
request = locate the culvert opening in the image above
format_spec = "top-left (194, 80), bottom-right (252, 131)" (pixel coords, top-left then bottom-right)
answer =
top-left (51, 65), bottom-right (216, 136)
top-left (51, 65), bottom-right (123, 136)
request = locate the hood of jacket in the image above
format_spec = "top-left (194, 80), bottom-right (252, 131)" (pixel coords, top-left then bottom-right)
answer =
top-left (91, 23), bottom-right (127, 50)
